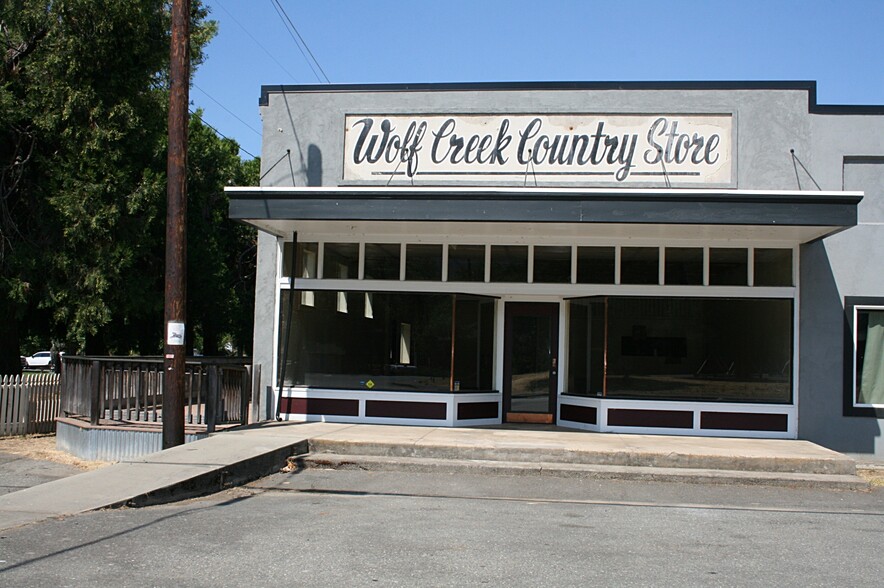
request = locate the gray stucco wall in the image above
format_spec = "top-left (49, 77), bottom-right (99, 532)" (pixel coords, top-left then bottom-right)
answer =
top-left (251, 230), bottom-right (279, 421)
top-left (250, 83), bottom-right (884, 454)
top-left (799, 114), bottom-right (884, 454)
top-left (259, 87), bottom-right (814, 191)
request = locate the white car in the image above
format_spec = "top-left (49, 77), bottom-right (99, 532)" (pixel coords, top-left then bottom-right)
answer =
top-left (25, 351), bottom-right (52, 369)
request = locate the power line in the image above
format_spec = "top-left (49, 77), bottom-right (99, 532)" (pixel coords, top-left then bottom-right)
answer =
top-left (270, 0), bottom-right (330, 84)
top-left (193, 83), bottom-right (262, 136)
top-left (269, 0), bottom-right (322, 83)
top-left (189, 109), bottom-right (258, 159)
top-left (212, 0), bottom-right (301, 83)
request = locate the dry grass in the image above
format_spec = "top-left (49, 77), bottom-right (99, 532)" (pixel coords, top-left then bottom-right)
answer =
top-left (0, 434), bottom-right (109, 471)
top-left (857, 468), bottom-right (884, 487)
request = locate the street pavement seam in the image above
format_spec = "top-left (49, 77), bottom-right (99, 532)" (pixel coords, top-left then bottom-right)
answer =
top-left (255, 486), bottom-right (884, 516)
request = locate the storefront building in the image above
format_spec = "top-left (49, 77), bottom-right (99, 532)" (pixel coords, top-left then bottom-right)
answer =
top-left (229, 82), bottom-right (884, 456)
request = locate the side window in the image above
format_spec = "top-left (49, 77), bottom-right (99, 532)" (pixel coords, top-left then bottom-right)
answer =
top-left (845, 297), bottom-right (884, 417)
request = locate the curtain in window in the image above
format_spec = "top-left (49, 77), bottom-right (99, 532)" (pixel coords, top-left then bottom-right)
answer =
top-left (860, 311), bottom-right (884, 405)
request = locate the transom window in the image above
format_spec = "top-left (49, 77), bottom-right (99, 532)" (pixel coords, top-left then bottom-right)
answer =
top-left (283, 242), bottom-right (794, 287)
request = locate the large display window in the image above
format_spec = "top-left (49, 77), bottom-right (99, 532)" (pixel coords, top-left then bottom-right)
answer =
top-left (278, 291), bottom-right (494, 392)
top-left (567, 297), bottom-right (793, 403)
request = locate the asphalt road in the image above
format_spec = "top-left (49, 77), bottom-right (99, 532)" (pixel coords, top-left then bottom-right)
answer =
top-left (0, 469), bottom-right (882, 587)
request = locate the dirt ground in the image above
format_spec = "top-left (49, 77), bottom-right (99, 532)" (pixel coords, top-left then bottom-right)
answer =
top-left (0, 434), bottom-right (109, 471)
top-left (858, 467), bottom-right (884, 487)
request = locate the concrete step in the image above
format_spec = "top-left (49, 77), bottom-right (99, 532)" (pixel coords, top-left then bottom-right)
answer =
top-left (307, 438), bottom-right (857, 476)
top-left (294, 452), bottom-right (870, 491)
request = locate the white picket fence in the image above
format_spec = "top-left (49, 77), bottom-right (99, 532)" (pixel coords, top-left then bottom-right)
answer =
top-left (0, 372), bottom-right (61, 436)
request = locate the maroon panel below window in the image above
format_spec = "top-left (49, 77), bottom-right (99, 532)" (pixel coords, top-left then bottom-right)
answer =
top-left (456, 401), bottom-right (499, 420)
top-left (281, 397), bottom-right (359, 417)
top-left (559, 404), bottom-right (597, 425)
top-left (365, 400), bottom-right (448, 420)
top-left (700, 411), bottom-right (788, 432)
top-left (607, 408), bottom-right (693, 428)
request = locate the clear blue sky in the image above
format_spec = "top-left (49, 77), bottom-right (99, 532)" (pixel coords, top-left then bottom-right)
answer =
top-left (192, 0), bottom-right (884, 159)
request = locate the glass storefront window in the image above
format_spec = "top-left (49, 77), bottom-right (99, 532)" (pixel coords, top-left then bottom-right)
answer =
top-left (567, 297), bottom-right (793, 403)
top-left (533, 246), bottom-right (572, 283)
top-left (567, 299), bottom-right (606, 396)
top-left (278, 291), bottom-right (495, 392)
top-left (453, 295), bottom-right (495, 390)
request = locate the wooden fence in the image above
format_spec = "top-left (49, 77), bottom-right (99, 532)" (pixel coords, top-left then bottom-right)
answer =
top-left (0, 372), bottom-right (61, 436)
top-left (61, 356), bottom-right (253, 431)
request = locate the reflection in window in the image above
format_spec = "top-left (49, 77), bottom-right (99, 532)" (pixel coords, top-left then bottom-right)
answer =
top-left (336, 291), bottom-right (348, 314)
top-left (364, 292), bottom-right (374, 319)
top-left (323, 243), bottom-right (359, 280)
top-left (855, 307), bottom-right (884, 406)
top-left (567, 297), bottom-right (793, 403)
top-left (281, 241), bottom-right (317, 304)
top-left (399, 323), bottom-right (412, 364)
top-left (278, 291), bottom-right (494, 392)
top-left (282, 242), bottom-right (319, 279)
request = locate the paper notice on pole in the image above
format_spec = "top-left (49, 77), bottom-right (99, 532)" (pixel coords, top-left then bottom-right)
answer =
top-left (167, 321), bottom-right (185, 346)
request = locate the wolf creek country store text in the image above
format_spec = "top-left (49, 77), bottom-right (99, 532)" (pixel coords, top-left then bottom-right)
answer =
top-left (227, 82), bottom-right (884, 457)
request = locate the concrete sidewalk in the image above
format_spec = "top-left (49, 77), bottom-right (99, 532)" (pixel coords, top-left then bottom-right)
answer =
top-left (0, 421), bottom-right (869, 532)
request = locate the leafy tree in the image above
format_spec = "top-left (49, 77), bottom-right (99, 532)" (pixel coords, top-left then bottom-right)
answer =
top-left (0, 1), bottom-right (255, 374)
top-left (186, 111), bottom-right (258, 356)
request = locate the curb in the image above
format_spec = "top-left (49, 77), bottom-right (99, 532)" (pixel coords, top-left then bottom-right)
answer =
top-left (307, 439), bottom-right (858, 476)
top-left (295, 453), bottom-right (870, 491)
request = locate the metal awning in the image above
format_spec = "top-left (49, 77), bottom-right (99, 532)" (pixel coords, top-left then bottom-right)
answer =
top-left (227, 186), bottom-right (861, 243)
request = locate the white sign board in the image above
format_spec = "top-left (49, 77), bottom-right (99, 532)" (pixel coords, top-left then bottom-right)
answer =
top-left (343, 114), bottom-right (732, 185)
top-left (166, 321), bottom-right (185, 346)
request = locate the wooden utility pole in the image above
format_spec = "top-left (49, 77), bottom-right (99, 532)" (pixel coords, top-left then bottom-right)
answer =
top-left (163, 0), bottom-right (189, 449)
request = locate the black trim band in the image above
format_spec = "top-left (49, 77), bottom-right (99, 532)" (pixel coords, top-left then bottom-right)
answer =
top-left (230, 189), bottom-right (859, 228)
top-left (258, 81), bottom-right (884, 115)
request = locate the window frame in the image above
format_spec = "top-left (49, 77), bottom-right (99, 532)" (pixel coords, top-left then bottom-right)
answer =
top-left (844, 296), bottom-right (884, 417)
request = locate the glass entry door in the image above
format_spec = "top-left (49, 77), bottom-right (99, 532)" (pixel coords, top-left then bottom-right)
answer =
top-left (503, 302), bottom-right (559, 423)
